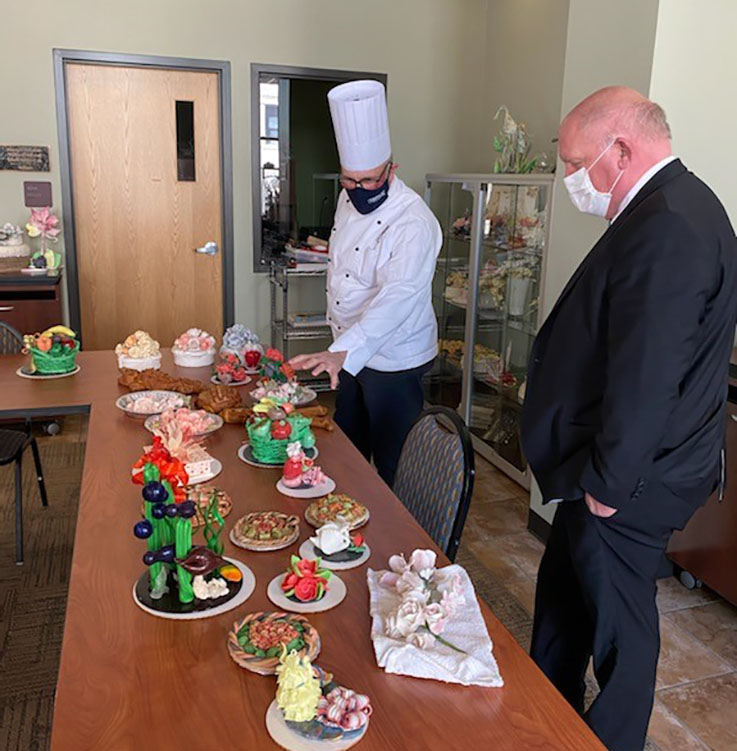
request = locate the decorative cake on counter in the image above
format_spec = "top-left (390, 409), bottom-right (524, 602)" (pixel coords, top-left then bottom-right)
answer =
top-left (283, 441), bottom-right (327, 489)
top-left (220, 324), bottom-right (262, 371)
top-left (131, 439), bottom-right (242, 615)
top-left (266, 649), bottom-right (372, 749)
top-left (172, 327), bottom-right (217, 367)
top-left (213, 351), bottom-right (250, 385)
top-left (259, 347), bottom-right (295, 383)
top-left (246, 397), bottom-right (316, 465)
top-left (228, 611), bottom-right (321, 675)
top-left (116, 330), bottom-right (161, 371)
top-left (304, 494), bottom-right (369, 531)
top-left (22, 325), bottom-right (80, 374)
top-left (0, 223), bottom-right (30, 272)
top-left (278, 441), bottom-right (335, 498)
top-left (251, 348), bottom-right (316, 405)
top-left (309, 521), bottom-right (366, 564)
top-left (231, 511), bottom-right (300, 552)
top-left (281, 555), bottom-right (331, 604)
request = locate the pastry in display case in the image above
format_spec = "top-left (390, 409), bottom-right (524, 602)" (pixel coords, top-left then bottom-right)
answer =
top-left (423, 173), bottom-right (553, 487)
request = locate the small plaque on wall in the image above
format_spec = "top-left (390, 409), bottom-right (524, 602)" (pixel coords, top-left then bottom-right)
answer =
top-left (0, 145), bottom-right (50, 172)
top-left (24, 181), bottom-right (53, 207)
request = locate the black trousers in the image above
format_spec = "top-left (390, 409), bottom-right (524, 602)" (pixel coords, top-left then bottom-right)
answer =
top-left (531, 487), bottom-right (699, 751)
top-left (334, 361), bottom-right (432, 487)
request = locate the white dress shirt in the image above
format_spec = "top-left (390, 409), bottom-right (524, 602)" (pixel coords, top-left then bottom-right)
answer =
top-left (611, 156), bottom-right (677, 223)
top-left (326, 177), bottom-right (442, 376)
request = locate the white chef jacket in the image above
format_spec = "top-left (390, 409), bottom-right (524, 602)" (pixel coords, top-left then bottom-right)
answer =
top-left (326, 177), bottom-right (442, 376)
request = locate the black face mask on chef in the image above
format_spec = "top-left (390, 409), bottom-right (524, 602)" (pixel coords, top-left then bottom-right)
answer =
top-left (344, 163), bottom-right (392, 215)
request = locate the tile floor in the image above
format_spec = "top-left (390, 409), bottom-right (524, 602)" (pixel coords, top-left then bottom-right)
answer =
top-left (467, 456), bottom-right (737, 751)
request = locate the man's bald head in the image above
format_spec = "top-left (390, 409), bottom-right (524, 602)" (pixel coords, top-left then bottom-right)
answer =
top-left (564, 86), bottom-right (671, 145)
top-left (558, 86), bottom-right (673, 220)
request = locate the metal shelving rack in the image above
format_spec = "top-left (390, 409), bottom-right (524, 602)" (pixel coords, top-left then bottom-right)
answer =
top-left (269, 260), bottom-right (332, 391)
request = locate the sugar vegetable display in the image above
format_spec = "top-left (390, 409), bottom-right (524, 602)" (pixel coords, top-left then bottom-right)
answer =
top-left (131, 437), bottom-right (239, 606)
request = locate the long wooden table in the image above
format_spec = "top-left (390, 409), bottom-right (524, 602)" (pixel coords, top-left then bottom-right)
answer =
top-left (0, 350), bottom-right (605, 750)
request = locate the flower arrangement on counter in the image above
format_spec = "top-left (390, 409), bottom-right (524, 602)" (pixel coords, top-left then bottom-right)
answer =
top-left (379, 549), bottom-right (466, 652)
top-left (26, 207), bottom-right (62, 270)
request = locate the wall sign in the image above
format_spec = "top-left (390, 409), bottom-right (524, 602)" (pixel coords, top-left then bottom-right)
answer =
top-left (0, 145), bottom-right (50, 171)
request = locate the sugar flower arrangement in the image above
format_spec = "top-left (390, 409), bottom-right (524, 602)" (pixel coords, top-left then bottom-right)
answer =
top-left (173, 328), bottom-right (216, 353)
top-left (380, 549), bottom-right (466, 652)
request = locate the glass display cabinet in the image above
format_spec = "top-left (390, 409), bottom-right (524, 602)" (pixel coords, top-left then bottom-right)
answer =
top-left (423, 173), bottom-right (554, 488)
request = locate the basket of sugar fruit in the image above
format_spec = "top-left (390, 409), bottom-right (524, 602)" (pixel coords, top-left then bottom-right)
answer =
top-left (22, 325), bottom-right (80, 375)
top-left (172, 328), bottom-right (217, 368)
top-left (115, 330), bottom-right (161, 371)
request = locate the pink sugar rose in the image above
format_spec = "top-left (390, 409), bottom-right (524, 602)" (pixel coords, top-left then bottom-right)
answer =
top-left (407, 630), bottom-right (435, 650)
top-left (386, 598), bottom-right (424, 639)
top-left (396, 571), bottom-right (428, 603)
top-left (388, 553), bottom-right (409, 574)
top-left (409, 549), bottom-right (437, 580)
top-left (423, 603), bottom-right (448, 635)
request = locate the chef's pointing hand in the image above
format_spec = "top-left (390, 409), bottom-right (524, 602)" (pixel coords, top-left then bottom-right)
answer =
top-left (289, 351), bottom-right (347, 390)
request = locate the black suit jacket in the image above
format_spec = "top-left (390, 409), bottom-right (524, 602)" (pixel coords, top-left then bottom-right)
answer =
top-left (522, 160), bottom-right (737, 508)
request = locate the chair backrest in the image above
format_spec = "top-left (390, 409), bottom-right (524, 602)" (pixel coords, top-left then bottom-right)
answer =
top-left (392, 406), bottom-right (475, 562)
top-left (0, 321), bottom-right (23, 355)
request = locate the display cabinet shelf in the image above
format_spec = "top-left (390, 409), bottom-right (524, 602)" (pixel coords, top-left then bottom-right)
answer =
top-left (424, 172), bottom-right (554, 487)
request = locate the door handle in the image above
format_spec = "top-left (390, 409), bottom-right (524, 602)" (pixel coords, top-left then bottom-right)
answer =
top-left (0, 306), bottom-right (14, 311)
top-left (194, 241), bottom-right (219, 256)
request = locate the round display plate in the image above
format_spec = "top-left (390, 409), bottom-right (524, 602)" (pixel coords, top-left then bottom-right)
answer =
top-left (16, 364), bottom-right (80, 380)
top-left (229, 512), bottom-right (300, 552)
top-left (144, 411), bottom-right (224, 436)
top-left (238, 443), bottom-right (318, 469)
top-left (132, 557), bottom-right (255, 620)
top-left (276, 476), bottom-right (335, 499)
top-left (304, 503), bottom-right (369, 532)
top-left (115, 390), bottom-right (189, 418)
top-left (211, 375), bottom-right (252, 387)
top-left (265, 700), bottom-right (368, 751)
top-left (20, 267), bottom-right (49, 276)
top-left (266, 573), bottom-right (346, 614)
top-left (248, 388), bottom-right (317, 406)
top-left (298, 540), bottom-right (371, 571)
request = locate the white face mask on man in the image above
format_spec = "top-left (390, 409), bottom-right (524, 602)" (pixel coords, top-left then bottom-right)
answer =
top-left (563, 141), bottom-right (625, 217)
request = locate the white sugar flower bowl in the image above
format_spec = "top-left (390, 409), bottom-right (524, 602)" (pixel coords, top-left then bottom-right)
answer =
top-left (117, 353), bottom-right (162, 371)
top-left (172, 329), bottom-right (217, 368)
top-left (172, 347), bottom-right (216, 368)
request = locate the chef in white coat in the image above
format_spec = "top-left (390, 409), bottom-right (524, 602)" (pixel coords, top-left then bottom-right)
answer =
top-left (290, 80), bottom-right (442, 486)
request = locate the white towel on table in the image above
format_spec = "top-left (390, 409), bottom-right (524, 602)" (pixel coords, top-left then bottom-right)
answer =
top-left (366, 564), bottom-right (504, 687)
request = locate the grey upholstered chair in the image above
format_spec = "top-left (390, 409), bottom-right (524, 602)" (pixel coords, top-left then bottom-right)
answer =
top-left (392, 406), bottom-right (475, 561)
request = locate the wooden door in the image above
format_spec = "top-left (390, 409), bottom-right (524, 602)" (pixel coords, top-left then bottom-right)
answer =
top-left (66, 63), bottom-right (224, 349)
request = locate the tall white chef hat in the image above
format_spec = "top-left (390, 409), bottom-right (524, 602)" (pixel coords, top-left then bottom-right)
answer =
top-left (328, 80), bottom-right (391, 172)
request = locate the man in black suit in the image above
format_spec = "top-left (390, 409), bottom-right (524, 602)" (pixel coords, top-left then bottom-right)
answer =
top-left (522, 86), bottom-right (737, 751)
